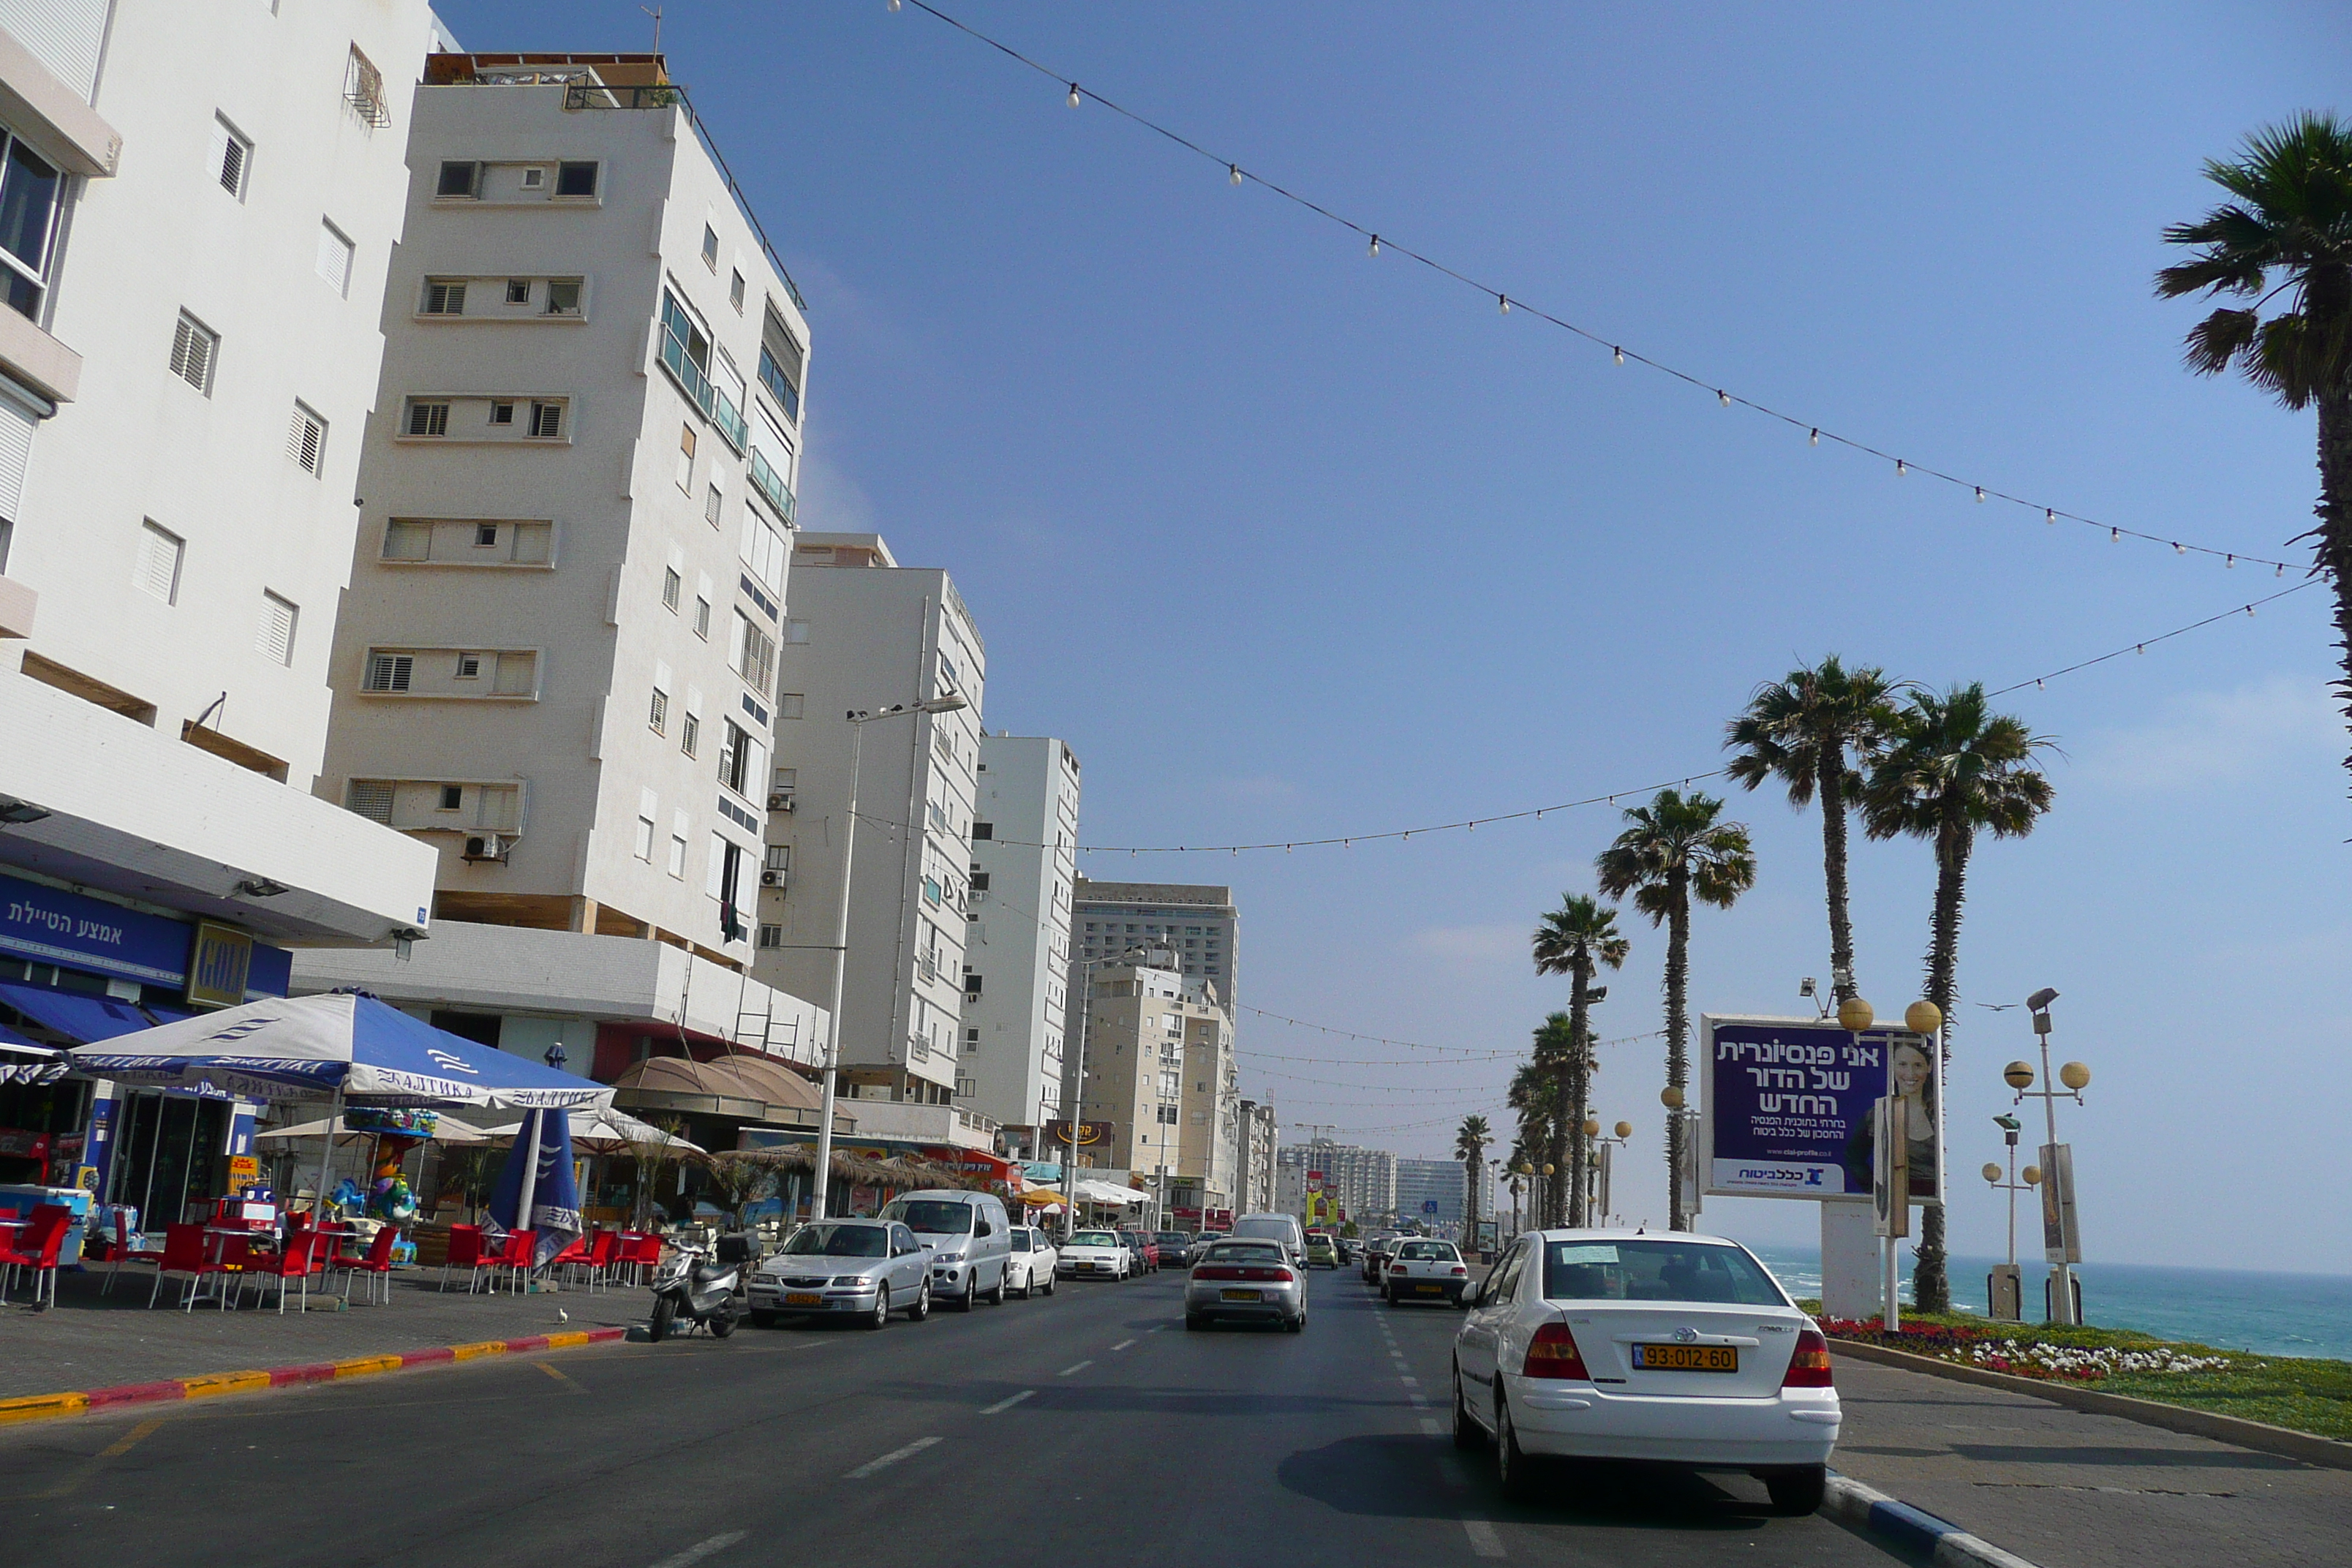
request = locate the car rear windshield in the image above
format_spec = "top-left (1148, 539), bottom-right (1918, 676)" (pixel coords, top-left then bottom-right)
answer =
top-left (1232, 1219), bottom-right (1292, 1240)
top-left (1397, 1242), bottom-right (1457, 1261)
top-left (780, 1223), bottom-right (887, 1258)
top-left (1156, 1233), bottom-right (1186, 1244)
top-left (1203, 1243), bottom-right (1285, 1265)
top-left (1069, 1231), bottom-right (1118, 1246)
top-left (1541, 1240), bottom-right (1787, 1305)
top-left (882, 1199), bottom-right (974, 1235)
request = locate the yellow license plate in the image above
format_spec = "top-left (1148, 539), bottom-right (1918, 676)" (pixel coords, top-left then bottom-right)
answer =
top-left (1221, 1289), bottom-right (1262, 1302)
top-left (1415, 1283), bottom-right (1444, 1293)
top-left (784, 1292), bottom-right (822, 1307)
top-left (1632, 1343), bottom-right (1738, 1372)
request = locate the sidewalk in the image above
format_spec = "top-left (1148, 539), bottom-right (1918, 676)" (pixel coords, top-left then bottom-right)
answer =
top-left (1831, 1354), bottom-right (2352, 1568)
top-left (0, 1262), bottom-right (644, 1403)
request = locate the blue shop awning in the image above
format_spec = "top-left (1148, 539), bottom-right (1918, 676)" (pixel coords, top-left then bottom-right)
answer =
top-left (0, 984), bottom-right (156, 1043)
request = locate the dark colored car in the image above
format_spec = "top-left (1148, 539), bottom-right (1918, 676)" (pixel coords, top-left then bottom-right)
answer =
top-left (1153, 1231), bottom-right (1194, 1267)
top-left (1362, 1235), bottom-right (1399, 1284)
top-left (1117, 1229), bottom-right (1161, 1274)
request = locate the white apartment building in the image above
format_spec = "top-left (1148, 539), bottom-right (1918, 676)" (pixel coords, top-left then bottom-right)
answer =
top-left (1278, 1139), bottom-right (1398, 1226)
top-left (753, 533), bottom-right (987, 1108)
top-left (1395, 1155), bottom-right (1482, 1232)
top-left (1237, 1098), bottom-right (1278, 1214)
top-left (955, 733), bottom-right (1079, 1136)
top-left (304, 52), bottom-right (826, 1074)
top-left (0, 2), bottom-right (442, 1217)
top-left (1066, 957), bottom-right (1229, 1198)
top-left (1164, 998), bottom-right (1240, 1217)
top-left (1074, 879), bottom-right (1237, 999)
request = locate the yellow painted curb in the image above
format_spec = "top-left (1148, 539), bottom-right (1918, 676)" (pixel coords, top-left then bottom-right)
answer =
top-left (543, 1331), bottom-right (592, 1349)
top-left (182, 1371), bottom-right (271, 1400)
top-left (0, 1391), bottom-right (90, 1425)
top-left (333, 1354), bottom-right (404, 1379)
top-left (450, 1341), bottom-right (510, 1362)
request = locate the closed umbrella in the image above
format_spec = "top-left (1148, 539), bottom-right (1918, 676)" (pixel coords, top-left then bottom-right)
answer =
top-left (486, 1107), bottom-right (581, 1269)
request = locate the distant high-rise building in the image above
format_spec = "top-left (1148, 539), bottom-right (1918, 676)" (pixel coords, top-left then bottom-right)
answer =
top-left (1074, 879), bottom-right (1236, 1000)
top-left (1279, 1139), bottom-right (1397, 1225)
top-left (1236, 1099), bottom-right (1278, 1213)
top-left (1066, 957), bottom-right (1231, 1210)
top-left (958, 733), bottom-right (1080, 1139)
top-left (1395, 1156), bottom-right (1480, 1232)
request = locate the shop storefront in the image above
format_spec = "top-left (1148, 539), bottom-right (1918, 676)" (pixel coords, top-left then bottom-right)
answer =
top-left (0, 871), bottom-right (291, 1229)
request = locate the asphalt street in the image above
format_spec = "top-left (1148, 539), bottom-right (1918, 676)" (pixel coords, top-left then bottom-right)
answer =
top-left (6, 1262), bottom-right (1903, 1568)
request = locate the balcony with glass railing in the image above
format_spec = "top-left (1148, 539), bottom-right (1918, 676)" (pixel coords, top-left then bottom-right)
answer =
top-left (748, 446), bottom-right (796, 525)
top-left (711, 387), bottom-right (748, 453)
top-left (657, 299), bottom-right (715, 418)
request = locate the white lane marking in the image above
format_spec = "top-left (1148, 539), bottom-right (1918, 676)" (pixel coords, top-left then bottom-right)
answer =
top-left (647, 1531), bottom-right (748, 1568)
top-left (1463, 1519), bottom-right (1507, 1558)
top-left (1058, 1360), bottom-right (1093, 1376)
top-left (844, 1436), bottom-right (942, 1480)
top-left (1147, 1324), bottom-right (1166, 1332)
top-left (1111, 1338), bottom-right (1137, 1351)
top-left (980, 1390), bottom-right (1036, 1415)
top-left (1419, 1417), bottom-right (1444, 1436)
top-left (1400, 1376), bottom-right (1419, 1386)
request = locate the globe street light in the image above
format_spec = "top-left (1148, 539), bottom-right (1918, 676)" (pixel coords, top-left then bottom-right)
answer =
top-left (2008, 988), bottom-right (2091, 1324)
top-left (1580, 1117), bottom-right (1632, 1226)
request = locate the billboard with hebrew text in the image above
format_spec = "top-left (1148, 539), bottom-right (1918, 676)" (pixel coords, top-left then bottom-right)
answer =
top-left (1699, 1014), bottom-right (1941, 1205)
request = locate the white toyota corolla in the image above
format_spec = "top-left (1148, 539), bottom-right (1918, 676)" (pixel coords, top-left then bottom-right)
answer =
top-left (1452, 1229), bottom-right (1839, 1512)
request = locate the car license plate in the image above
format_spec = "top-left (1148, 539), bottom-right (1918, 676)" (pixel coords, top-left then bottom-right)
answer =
top-left (1416, 1283), bottom-right (1443, 1294)
top-left (1632, 1343), bottom-right (1738, 1372)
top-left (1221, 1289), bottom-right (1262, 1302)
top-left (784, 1292), bottom-right (822, 1307)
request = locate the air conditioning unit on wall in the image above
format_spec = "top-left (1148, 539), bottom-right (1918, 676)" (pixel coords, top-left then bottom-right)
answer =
top-left (760, 868), bottom-right (783, 887)
top-left (767, 792), bottom-right (795, 812)
top-left (462, 833), bottom-right (510, 863)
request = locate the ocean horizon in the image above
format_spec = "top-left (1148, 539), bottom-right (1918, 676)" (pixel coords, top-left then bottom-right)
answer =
top-left (1745, 1244), bottom-right (2352, 1362)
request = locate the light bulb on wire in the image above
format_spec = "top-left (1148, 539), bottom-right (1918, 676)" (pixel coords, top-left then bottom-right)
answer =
top-left (1896, 459), bottom-right (1907, 476)
top-left (1717, 390), bottom-right (1730, 407)
top-left (1229, 164), bottom-right (1241, 186)
top-left (1808, 429), bottom-right (1819, 445)
top-left (1975, 487), bottom-right (1985, 502)
top-left (1613, 346), bottom-right (1624, 365)
top-left (1498, 293), bottom-right (1509, 314)
top-left (1067, 83), bottom-right (1081, 108)
top-left (1367, 234), bottom-right (1379, 257)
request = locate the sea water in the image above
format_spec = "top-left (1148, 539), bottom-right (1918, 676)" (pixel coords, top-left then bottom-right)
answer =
top-left (1748, 1245), bottom-right (2352, 1361)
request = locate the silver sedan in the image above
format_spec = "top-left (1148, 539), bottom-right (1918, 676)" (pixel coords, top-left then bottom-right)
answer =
top-left (747, 1219), bottom-right (933, 1329)
top-left (1183, 1238), bottom-right (1307, 1332)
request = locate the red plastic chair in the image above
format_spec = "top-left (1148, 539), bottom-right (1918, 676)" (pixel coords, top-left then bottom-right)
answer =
top-left (620, 1232), bottom-right (663, 1288)
top-left (243, 1226), bottom-right (338, 1313)
top-left (0, 1205), bottom-right (74, 1308)
top-left (546, 1232), bottom-right (589, 1286)
top-left (482, 1228), bottom-right (536, 1294)
top-left (102, 1210), bottom-right (166, 1295)
top-left (340, 1226), bottom-right (400, 1305)
top-left (584, 1228), bottom-right (622, 1292)
top-left (144, 1223), bottom-right (222, 1311)
top-left (439, 1224), bottom-right (487, 1294)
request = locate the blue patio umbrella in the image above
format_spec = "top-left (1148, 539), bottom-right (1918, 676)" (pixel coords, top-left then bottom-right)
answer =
top-left (486, 1104), bottom-right (582, 1268)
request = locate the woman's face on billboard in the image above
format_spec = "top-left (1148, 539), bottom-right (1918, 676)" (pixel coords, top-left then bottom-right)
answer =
top-left (1892, 1041), bottom-right (1931, 1097)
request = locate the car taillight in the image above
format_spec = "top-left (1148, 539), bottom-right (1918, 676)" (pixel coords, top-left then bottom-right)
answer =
top-left (1194, 1264), bottom-right (1243, 1281)
top-left (1390, 1264), bottom-right (1409, 1275)
top-left (1522, 1322), bottom-right (1590, 1380)
top-left (1239, 1266), bottom-right (1295, 1283)
top-left (1783, 1327), bottom-right (1834, 1388)
top-left (1450, 1265), bottom-right (1469, 1276)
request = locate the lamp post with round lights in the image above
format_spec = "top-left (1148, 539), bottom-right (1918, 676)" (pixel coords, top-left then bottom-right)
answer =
top-left (1659, 1084), bottom-right (1698, 1230)
top-left (1980, 1113), bottom-right (2032, 1320)
top-left (1580, 1117), bottom-right (1633, 1226)
top-left (2005, 987), bottom-right (2090, 1324)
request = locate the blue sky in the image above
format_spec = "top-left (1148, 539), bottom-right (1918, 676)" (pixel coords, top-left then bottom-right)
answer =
top-left (442, 2), bottom-right (2350, 1270)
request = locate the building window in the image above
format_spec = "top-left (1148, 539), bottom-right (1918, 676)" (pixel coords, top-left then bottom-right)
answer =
top-left (455, 653), bottom-right (480, 678)
top-left (693, 596), bottom-right (712, 638)
top-left (255, 592), bottom-right (298, 666)
top-left (170, 312), bottom-right (218, 393)
top-left (662, 567), bottom-right (682, 611)
top-left (732, 611), bottom-right (774, 695)
top-left (529, 401), bottom-right (564, 439)
top-left (701, 223), bottom-right (719, 269)
top-left (777, 692), bottom-right (804, 720)
top-left (405, 400), bottom-right (450, 437)
top-left (758, 308), bottom-right (804, 423)
top-left (785, 619), bottom-right (809, 644)
top-left (505, 279), bottom-right (531, 305)
top-left (681, 712), bottom-right (700, 757)
top-left (635, 813), bottom-right (655, 862)
top-left (363, 652), bottom-right (414, 692)
top-left (345, 45), bottom-right (391, 128)
top-left (649, 687), bottom-right (668, 735)
top-left (210, 115), bottom-right (252, 199)
top-left (287, 404), bottom-right (327, 475)
top-left (474, 523), bottom-right (500, 548)
top-left (544, 279), bottom-right (582, 315)
top-left (676, 424), bottom-right (696, 490)
top-left (554, 160), bottom-right (598, 198)
top-left (438, 784), bottom-right (464, 810)
top-left (764, 843), bottom-right (789, 872)
top-left (756, 924), bottom-right (783, 949)
top-left (317, 219), bottom-right (355, 296)
top-left (135, 521), bottom-right (184, 604)
top-left (704, 483), bottom-right (723, 528)
top-left (422, 279), bottom-right (467, 314)
top-left (728, 269), bottom-right (745, 312)
top-left (717, 719), bottom-right (753, 794)
top-left (0, 129), bottom-right (64, 319)
top-left (436, 159), bottom-right (480, 197)
top-left (521, 166), bottom-right (546, 192)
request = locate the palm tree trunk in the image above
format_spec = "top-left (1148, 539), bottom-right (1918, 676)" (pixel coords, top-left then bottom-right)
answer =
top-left (1567, 966), bottom-right (1591, 1226)
top-left (1912, 815), bottom-right (1971, 1314)
top-left (1665, 870), bottom-right (1692, 1232)
top-left (1821, 747), bottom-right (1858, 1001)
top-left (2318, 388), bottom-right (2352, 791)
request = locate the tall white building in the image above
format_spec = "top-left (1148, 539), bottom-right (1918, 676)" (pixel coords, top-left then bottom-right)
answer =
top-left (1278, 1139), bottom-right (1398, 1225)
top-left (1074, 879), bottom-right (1237, 999)
top-left (0, 2), bottom-right (441, 1217)
top-left (957, 733), bottom-right (1079, 1138)
top-left (753, 533), bottom-right (987, 1109)
top-left (303, 50), bottom-right (826, 1079)
top-left (1237, 1098), bottom-right (1278, 1214)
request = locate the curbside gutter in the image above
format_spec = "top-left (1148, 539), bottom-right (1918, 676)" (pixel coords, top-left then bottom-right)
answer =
top-left (1824, 1474), bottom-right (2045, 1568)
top-left (0, 1328), bottom-right (627, 1428)
top-left (1830, 1338), bottom-right (2352, 1471)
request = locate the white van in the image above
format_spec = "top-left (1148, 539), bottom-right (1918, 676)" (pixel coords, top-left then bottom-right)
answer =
top-left (879, 1189), bottom-right (1013, 1311)
top-left (1229, 1212), bottom-right (1306, 1265)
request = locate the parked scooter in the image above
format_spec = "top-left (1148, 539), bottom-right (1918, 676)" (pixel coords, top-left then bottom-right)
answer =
top-left (648, 1237), bottom-right (742, 1341)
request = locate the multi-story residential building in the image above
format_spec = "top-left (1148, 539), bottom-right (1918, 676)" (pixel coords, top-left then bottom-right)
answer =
top-left (956, 733), bottom-right (1079, 1138)
top-left (1073, 879), bottom-right (1237, 999)
top-left (753, 533), bottom-right (987, 1111)
top-left (1278, 1139), bottom-right (1398, 1226)
top-left (0, 2), bottom-right (442, 1219)
top-left (1065, 957), bottom-right (1225, 1192)
top-left (301, 50), bottom-right (826, 1079)
top-left (1236, 1098), bottom-right (1279, 1214)
top-left (1164, 998), bottom-right (1240, 1219)
top-left (1395, 1156), bottom-right (1480, 1232)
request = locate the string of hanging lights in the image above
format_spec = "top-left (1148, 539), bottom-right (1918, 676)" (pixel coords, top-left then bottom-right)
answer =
top-left (884, 0), bottom-right (2298, 575)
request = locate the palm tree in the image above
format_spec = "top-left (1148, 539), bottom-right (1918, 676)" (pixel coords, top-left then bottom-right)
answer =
top-left (1454, 1114), bottom-right (1491, 1248)
top-left (2158, 114), bottom-right (2352, 783)
top-left (1596, 789), bottom-right (1757, 1231)
top-left (1507, 1052), bottom-right (1567, 1229)
top-left (1531, 894), bottom-right (1629, 1224)
top-left (1863, 684), bottom-right (2055, 1311)
top-left (1724, 657), bottom-right (1900, 1003)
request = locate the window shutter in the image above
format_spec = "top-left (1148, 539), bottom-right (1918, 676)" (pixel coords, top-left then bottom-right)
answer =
top-left (170, 314), bottom-right (214, 392)
top-left (347, 780), bottom-right (396, 824)
top-left (316, 220), bottom-right (354, 296)
top-left (287, 405), bottom-right (325, 474)
top-left (493, 652), bottom-right (535, 696)
top-left (531, 402), bottom-right (563, 439)
top-left (255, 592), bottom-right (297, 665)
top-left (363, 652), bottom-right (414, 692)
top-left (135, 521), bottom-right (184, 603)
top-left (219, 134), bottom-right (244, 195)
top-left (407, 402), bottom-right (448, 437)
top-left (424, 281), bottom-right (466, 314)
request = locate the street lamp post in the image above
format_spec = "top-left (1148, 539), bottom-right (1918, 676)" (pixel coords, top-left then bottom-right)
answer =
top-left (1659, 1084), bottom-right (1698, 1232)
top-left (2006, 989), bottom-right (2091, 1325)
top-left (807, 692), bottom-right (968, 1226)
top-left (1980, 1114), bottom-right (2032, 1321)
top-left (1581, 1118), bottom-right (1632, 1226)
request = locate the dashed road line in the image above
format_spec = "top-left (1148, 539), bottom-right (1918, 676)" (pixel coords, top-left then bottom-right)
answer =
top-left (1462, 1519), bottom-right (1507, 1558)
top-left (1058, 1361), bottom-right (1093, 1376)
top-left (844, 1436), bottom-right (941, 1480)
top-left (647, 1531), bottom-right (748, 1568)
top-left (1419, 1417), bottom-right (1444, 1436)
top-left (1400, 1376), bottom-right (1419, 1387)
top-left (980, 1390), bottom-right (1036, 1415)
top-left (1111, 1338), bottom-right (1136, 1351)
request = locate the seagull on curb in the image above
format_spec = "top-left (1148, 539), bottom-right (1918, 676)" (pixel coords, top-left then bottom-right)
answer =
top-left (557, 1308), bottom-right (569, 1324)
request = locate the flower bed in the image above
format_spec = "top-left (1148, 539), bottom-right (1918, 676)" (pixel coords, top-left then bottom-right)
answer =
top-left (1817, 1316), bottom-right (2237, 1382)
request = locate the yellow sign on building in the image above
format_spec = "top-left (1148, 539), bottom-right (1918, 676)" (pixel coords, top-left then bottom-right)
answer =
top-left (186, 921), bottom-right (254, 1010)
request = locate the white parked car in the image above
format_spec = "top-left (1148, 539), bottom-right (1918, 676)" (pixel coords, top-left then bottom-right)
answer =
top-left (1056, 1228), bottom-right (1130, 1281)
top-left (878, 1190), bottom-right (1013, 1311)
top-left (1382, 1238), bottom-right (1472, 1305)
top-left (1006, 1225), bottom-right (1059, 1297)
top-left (1452, 1230), bottom-right (1839, 1512)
